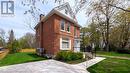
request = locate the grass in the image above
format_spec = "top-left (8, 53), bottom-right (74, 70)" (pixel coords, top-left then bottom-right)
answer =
top-left (97, 51), bottom-right (130, 58)
top-left (87, 51), bottom-right (130, 73)
top-left (87, 58), bottom-right (130, 73)
top-left (0, 52), bottom-right (47, 67)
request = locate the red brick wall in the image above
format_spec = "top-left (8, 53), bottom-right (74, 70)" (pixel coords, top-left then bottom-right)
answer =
top-left (53, 14), bottom-right (80, 53)
top-left (42, 15), bottom-right (55, 55)
top-left (36, 24), bottom-right (40, 47)
top-left (36, 14), bottom-right (80, 55)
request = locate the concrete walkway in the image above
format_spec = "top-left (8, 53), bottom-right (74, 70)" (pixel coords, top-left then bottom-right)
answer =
top-left (0, 57), bottom-right (105, 73)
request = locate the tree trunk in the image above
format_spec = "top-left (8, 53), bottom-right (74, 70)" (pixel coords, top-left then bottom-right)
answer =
top-left (106, 17), bottom-right (109, 51)
top-left (105, 1), bottom-right (110, 52)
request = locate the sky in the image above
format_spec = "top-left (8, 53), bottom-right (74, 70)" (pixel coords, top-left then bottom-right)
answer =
top-left (0, 0), bottom-right (89, 39)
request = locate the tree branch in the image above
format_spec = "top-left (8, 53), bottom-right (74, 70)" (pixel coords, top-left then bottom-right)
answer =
top-left (109, 4), bottom-right (130, 12)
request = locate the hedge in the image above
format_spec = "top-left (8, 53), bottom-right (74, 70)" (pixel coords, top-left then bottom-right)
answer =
top-left (55, 51), bottom-right (83, 61)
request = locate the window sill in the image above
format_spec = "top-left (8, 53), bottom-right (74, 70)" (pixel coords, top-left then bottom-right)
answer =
top-left (67, 31), bottom-right (71, 33)
top-left (60, 48), bottom-right (71, 50)
top-left (61, 30), bottom-right (65, 32)
top-left (60, 30), bottom-right (71, 33)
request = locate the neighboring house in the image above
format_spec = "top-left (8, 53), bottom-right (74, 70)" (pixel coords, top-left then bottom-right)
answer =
top-left (35, 3), bottom-right (81, 56)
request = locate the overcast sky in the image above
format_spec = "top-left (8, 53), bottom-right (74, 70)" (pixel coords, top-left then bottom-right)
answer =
top-left (0, 0), bottom-right (90, 39)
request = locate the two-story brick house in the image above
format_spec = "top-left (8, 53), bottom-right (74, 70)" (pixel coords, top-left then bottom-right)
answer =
top-left (35, 3), bottom-right (81, 56)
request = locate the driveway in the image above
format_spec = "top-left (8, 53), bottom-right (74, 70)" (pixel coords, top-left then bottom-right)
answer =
top-left (0, 57), bottom-right (105, 73)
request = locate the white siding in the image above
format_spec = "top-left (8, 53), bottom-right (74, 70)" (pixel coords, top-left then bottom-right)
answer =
top-left (69, 39), bottom-right (71, 50)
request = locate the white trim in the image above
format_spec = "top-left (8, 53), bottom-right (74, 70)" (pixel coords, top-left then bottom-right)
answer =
top-left (69, 39), bottom-right (71, 50)
top-left (74, 40), bottom-right (80, 52)
top-left (60, 38), bottom-right (62, 50)
top-left (54, 2), bottom-right (75, 19)
top-left (35, 9), bottom-right (81, 29)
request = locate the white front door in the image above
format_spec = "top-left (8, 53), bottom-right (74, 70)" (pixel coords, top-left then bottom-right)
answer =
top-left (74, 40), bottom-right (80, 52)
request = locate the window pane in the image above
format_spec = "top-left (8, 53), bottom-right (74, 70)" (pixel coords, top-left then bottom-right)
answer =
top-left (62, 42), bottom-right (69, 48)
top-left (60, 20), bottom-right (65, 30)
top-left (74, 27), bottom-right (76, 36)
top-left (62, 38), bottom-right (69, 49)
top-left (67, 23), bottom-right (70, 32)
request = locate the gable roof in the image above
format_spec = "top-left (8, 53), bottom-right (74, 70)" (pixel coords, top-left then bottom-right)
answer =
top-left (54, 2), bottom-right (75, 19)
top-left (35, 3), bottom-right (81, 29)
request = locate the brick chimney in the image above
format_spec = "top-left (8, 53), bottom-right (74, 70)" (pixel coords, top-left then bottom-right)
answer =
top-left (40, 14), bottom-right (45, 21)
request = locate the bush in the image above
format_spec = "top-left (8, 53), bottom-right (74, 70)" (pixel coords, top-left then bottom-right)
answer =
top-left (95, 46), bottom-right (101, 51)
top-left (8, 40), bottom-right (21, 53)
top-left (109, 44), bottom-right (118, 52)
top-left (55, 51), bottom-right (83, 61)
top-left (117, 48), bottom-right (130, 54)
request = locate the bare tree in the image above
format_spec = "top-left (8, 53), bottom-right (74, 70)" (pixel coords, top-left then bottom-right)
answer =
top-left (19, 32), bottom-right (36, 48)
top-left (21, 0), bottom-right (87, 31)
top-left (114, 10), bottom-right (130, 48)
top-left (0, 28), bottom-right (5, 47)
top-left (87, 0), bottom-right (122, 51)
top-left (8, 30), bottom-right (15, 44)
top-left (25, 33), bottom-right (36, 48)
top-left (109, 3), bottom-right (130, 12)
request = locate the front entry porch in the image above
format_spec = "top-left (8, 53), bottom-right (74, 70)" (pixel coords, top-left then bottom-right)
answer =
top-left (74, 38), bottom-right (80, 52)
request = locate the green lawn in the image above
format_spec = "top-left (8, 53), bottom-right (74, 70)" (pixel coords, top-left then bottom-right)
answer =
top-left (97, 51), bottom-right (130, 58)
top-left (0, 52), bottom-right (47, 67)
top-left (87, 51), bottom-right (130, 73)
top-left (87, 58), bottom-right (130, 73)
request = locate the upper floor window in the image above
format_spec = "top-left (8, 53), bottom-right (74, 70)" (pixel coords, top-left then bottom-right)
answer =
top-left (67, 23), bottom-right (70, 32)
top-left (74, 26), bottom-right (77, 36)
top-left (60, 20), bottom-right (65, 31)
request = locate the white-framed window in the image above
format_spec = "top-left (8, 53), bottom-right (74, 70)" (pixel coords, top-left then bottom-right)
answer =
top-left (62, 39), bottom-right (69, 49)
top-left (67, 23), bottom-right (70, 32)
top-left (74, 26), bottom-right (77, 36)
top-left (60, 38), bottom-right (71, 50)
top-left (60, 20), bottom-right (65, 31)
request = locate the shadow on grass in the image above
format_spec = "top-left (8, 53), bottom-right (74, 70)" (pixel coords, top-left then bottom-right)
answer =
top-left (26, 53), bottom-right (48, 60)
top-left (27, 53), bottom-right (40, 58)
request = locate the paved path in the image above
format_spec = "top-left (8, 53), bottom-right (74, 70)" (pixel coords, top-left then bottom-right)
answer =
top-left (0, 57), bottom-right (105, 73)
